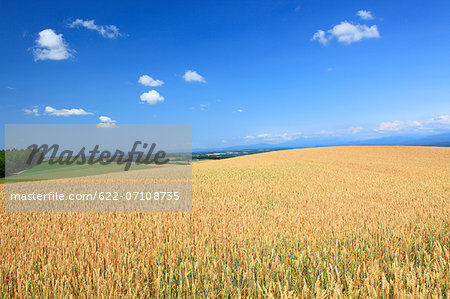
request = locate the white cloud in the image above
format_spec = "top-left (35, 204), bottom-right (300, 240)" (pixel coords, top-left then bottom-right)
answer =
top-left (33, 29), bottom-right (73, 61)
top-left (348, 126), bottom-right (363, 134)
top-left (7, 86), bottom-right (15, 90)
top-left (24, 108), bottom-right (40, 116)
top-left (313, 21), bottom-right (380, 45)
top-left (183, 70), bottom-right (206, 83)
top-left (237, 109), bottom-right (244, 113)
top-left (357, 10), bottom-right (374, 20)
top-left (199, 104), bottom-right (208, 111)
top-left (140, 90), bottom-right (164, 105)
top-left (312, 30), bottom-right (329, 45)
top-left (257, 134), bottom-right (270, 138)
top-left (376, 120), bottom-right (422, 132)
top-left (245, 132), bottom-right (302, 142)
top-left (138, 75), bottom-right (164, 87)
top-left (97, 115), bottom-right (117, 128)
top-left (68, 19), bottom-right (121, 39)
top-left (375, 115), bottom-right (450, 133)
top-left (99, 116), bottom-right (115, 123)
top-left (330, 22), bottom-right (379, 44)
top-left (44, 106), bottom-right (92, 116)
top-left (327, 67), bottom-right (333, 71)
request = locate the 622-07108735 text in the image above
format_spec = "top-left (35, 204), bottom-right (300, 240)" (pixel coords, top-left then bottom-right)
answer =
top-left (9, 191), bottom-right (181, 201)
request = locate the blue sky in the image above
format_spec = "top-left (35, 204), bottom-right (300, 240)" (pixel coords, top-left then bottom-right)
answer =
top-left (1, 0), bottom-right (449, 148)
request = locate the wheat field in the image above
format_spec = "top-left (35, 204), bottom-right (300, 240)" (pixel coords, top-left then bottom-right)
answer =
top-left (0, 146), bottom-right (449, 298)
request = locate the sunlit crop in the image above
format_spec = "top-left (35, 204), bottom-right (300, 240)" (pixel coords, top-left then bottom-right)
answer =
top-left (0, 146), bottom-right (449, 297)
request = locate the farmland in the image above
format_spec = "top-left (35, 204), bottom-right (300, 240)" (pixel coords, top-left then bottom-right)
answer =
top-left (0, 146), bottom-right (449, 297)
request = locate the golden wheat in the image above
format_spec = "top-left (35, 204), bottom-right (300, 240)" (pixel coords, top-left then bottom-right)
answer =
top-left (0, 146), bottom-right (449, 298)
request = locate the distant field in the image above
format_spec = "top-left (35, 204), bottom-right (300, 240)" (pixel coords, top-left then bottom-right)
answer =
top-left (0, 146), bottom-right (449, 297)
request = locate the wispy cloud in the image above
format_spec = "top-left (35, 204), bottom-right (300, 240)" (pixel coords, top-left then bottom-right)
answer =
top-left (140, 90), bottom-right (164, 105)
top-left (138, 75), bottom-right (164, 87)
top-left (245, 132), bottom-right (302, 142)
top-left (315, 126), bottom-right (364, 135)
top-left (44, 106), bottom-right (92, 116)
top-left (68, 19), bottom-right (122, 39)
top-left (312, 30), bottom-right (328, 45)
top-left (183, 70), bottom-right (206, 83)
top-left (7, 86), bottom-right (15, 90)
top-left (239, 115), bottom-right (449, 146)
top-left (33, 29), bottom-right (73, 61)
top-left (24, 108), bottom-right (40, 116)
top-left (357, 10), bottom-right (375, 20)
top-left (376, 115), bottom-right (450, 133)
top-left (96, 116), bottom-right (117, 128)
top-left (236, 109), bottom-right (244, 113)
top-left (313, 21), bottom-right (380, 45)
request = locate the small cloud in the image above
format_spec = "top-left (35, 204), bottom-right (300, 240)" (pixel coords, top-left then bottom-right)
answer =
top-left (375, 115), bottom-right (450, 133)
top-left (328, 22), bottom-right (380, 44)
top-left (257, 133), bottom-right (270, 138)
top-left (327, 67), bottom-right (333, 71)
top-left (33, 29), bottom-right (74, 61)
top-left (237, 109), bottom-right (244, 113)
top-left (24, 108), bottom-right (40, 116)
top-left (312, 30), bottom-right (329, 45)
top-left (138, 75), bottom-right (164, 87)
top-left (294, 4), bottom-right (302, 11)
top-left (357, 10), bottom-right (375, 20)
top-left (190, 106), bottom-right (195, 110)
top-left (7, 86), bottom-right (15, 90)
top-left (430, 115), bottom-right (450, 124)
top-left (44, 106), bottom-right (92, 116)
top-left (376, 120), bottom-right (422, 132)
top-left (245, 132), bottom-right (302, 142)
top-left (347, 126), bottom-right (363, 134)
top-left (140, 90), bottom-right (164, 105)
top-left (221, 140), bottom-right (228, 144)
top-left (313, 21), bottom-right (380, 45)
top-left (315, 126), bottom-right (364, 135)
top-left (99, 116), bottom-right (115, 123)
top-left (97, 115), bottom-right (117, 128)
top-left (183, 70), bottom-right (206, 83)
top-left (68, 19), bottom-right (122, 39)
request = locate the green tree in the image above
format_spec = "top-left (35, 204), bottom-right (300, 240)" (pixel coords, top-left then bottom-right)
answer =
top-left (0, 150), bottom-right (5, 178)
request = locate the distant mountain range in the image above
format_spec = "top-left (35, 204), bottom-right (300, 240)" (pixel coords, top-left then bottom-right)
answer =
top-left (194, 132), bottom-right (450, 153)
